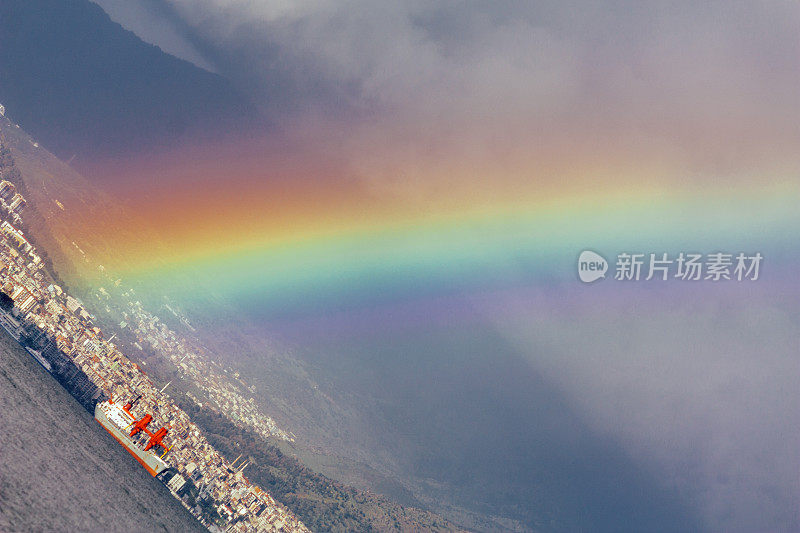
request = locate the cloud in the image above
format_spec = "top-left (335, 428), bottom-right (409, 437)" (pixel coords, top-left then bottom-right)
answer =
top-left (97, 1), bottom-right (800, 206)
top-left (485, 281), bottom-right (800, 530)
top-left (86, 2), bottom-right (800, 527)
top-left (159, 1), bottom-right (800, 197)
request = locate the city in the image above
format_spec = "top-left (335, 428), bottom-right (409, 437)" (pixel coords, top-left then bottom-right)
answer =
top-left (0, 180), bottom-right (307, 533)
top-left (2, 1), bottom-right (797, 530)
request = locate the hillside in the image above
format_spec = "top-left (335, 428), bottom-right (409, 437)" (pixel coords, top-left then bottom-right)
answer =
top-left (0, 110), bottom-right (467, 532)
top-left (0, 113), bottom-right (171, 292)
top-left (179, 401), bottom-right (465, 532)
top-left (0, 0), bottom-right (256, 174)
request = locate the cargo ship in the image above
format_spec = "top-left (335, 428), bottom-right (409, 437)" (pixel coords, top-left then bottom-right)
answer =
top-left (95, 397), bottom-right (171, 477)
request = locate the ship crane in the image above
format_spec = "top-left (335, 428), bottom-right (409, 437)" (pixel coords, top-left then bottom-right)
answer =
top-left (144, 426), bottom-right (169, 452)
top-left (129, 413), bottom-right (153, 437)
top-left (123, 397), bottom-right (172, 458)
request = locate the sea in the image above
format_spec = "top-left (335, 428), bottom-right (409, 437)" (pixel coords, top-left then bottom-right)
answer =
top-left (0, 332), bottom-right (204, 532)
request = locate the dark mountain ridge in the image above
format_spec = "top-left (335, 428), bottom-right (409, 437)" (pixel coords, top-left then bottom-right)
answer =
top-left (0, 0), bottom-right (257, 173)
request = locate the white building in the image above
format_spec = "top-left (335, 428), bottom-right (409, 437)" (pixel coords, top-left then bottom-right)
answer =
top-left (9, 193), bottom-right (26, 213)
top-left (0, 181), bottom-right (15, 201)
top-left (65, 295), bottom-right (83, 313)
top-left (16, 293), bottom-right (37, 314)
top-left (0, 221), bottom-right (31, 253)
top-left (168, 473), bottom-right (187, 493)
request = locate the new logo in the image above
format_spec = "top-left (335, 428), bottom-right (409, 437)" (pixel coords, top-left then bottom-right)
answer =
top-left (578, 250), bottom-right (608, 283)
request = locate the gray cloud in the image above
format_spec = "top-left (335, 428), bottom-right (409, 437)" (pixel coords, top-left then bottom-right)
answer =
top-left (92, 1), bottom-right (800, 203)
top-left (486, 282), bottom-right (800, 530)
top-left (88, 2), bottom-right (800, 528)
top-left (140, 1), bottom-right (800, 200)
top-left (147, 0), bottom-right (800, 121)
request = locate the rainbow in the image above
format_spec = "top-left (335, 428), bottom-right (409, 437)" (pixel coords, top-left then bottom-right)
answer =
top-left (103, 170), bottom-right (798, 321)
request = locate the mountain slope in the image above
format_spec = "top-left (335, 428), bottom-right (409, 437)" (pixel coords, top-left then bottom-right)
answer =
top-left (0, 108), bottom-right (467, 533)
top-left (0, 0), bottom-right (256, 173)
top-left (0, 113), bottom-right (171, 292)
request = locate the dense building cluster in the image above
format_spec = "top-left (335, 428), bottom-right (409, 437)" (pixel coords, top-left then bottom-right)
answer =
top-left (0, 179), bottom-right (26, 225)
top-left (0, 214), bottom-right (308, 532)
top-left (102, 292), bottom-right (294, 443)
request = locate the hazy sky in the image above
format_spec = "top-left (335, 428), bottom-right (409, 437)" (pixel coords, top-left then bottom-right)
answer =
top-left (93, 0), bottom-right (800, 204)
top-left (88, 2), bottom-right (800, 530)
